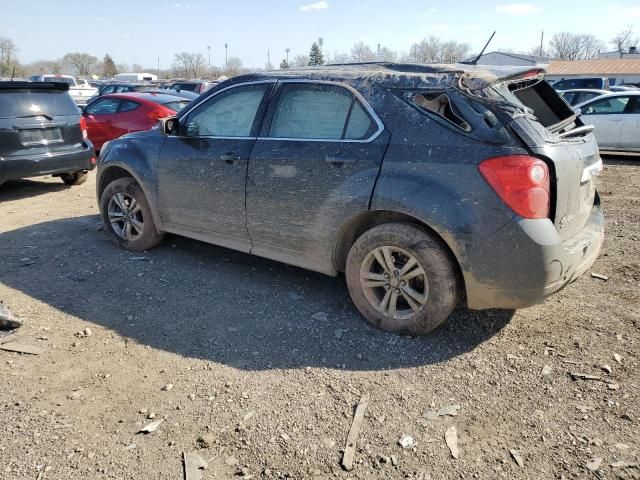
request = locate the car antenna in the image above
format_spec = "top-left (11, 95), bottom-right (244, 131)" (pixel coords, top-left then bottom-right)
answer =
top-left (463, 31), bottom-right (496, 65)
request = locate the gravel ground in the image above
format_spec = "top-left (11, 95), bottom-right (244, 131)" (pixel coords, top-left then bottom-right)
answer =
top-left (0, 157), bottom-right (638, 480)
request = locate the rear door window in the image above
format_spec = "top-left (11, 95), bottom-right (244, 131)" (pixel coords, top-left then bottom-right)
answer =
top-left (86, 98), bottom-right (121, 115)
top-left (268, 83), bottom-right (377, 140)
top-left (582, 96), bottom-right (630, 115)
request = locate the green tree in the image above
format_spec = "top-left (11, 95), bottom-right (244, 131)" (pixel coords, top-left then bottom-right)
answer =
top-left (308, 42), bottom-right (324, 66)
top-left (103, 54), bottom-right (118, 78)
top-left (279, 59), bottom-right (289, 69)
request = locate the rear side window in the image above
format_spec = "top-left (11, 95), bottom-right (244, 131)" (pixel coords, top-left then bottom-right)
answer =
top-left (269, 83), bottom-right (377, 140)
top-left (0, 90), bottom-right (79, 118)
top-left (409, 93), bottom-right (471, 131)
top-left (185, 83), bottom-right (270, 137)
top-left (119, 100), bottom-right (140, 112)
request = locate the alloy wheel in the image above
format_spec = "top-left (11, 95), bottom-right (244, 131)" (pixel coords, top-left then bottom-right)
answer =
top-left (107, 192), bottom-right (144, 241)
top-left (359, 246), bottom-right (429, 320)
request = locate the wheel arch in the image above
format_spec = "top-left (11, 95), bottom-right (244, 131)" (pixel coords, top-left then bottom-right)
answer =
top-left (97, 164), bottom-right (163, 232)
top-left (332, 210), bottom-right (466, 305)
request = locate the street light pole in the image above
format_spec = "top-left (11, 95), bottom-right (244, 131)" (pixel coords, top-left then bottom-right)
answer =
top-left (225, 43), bottom-right (228, 69)
top-left (285, 48), bottom-right (290, 65)
top-left (207, 45), bottom-right (211, 68)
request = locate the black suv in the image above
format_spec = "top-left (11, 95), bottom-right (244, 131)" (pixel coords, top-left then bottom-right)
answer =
top-left (0, 82), bottom-right (95, 187)
top-left (96, 64), bottom-right (603, 335)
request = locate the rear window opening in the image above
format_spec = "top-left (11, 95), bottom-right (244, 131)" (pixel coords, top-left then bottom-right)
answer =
top-left (410, 93), bottom-right (471, 132)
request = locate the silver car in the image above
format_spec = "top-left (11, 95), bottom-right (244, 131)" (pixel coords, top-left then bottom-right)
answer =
top-left (576, 91), bottom-right (640, 152)
top-left (559, 89), bottom-right (608, 106)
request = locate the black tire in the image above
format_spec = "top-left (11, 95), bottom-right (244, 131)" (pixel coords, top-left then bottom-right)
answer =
top-left (99, 177), bottom-right (164, 251)
top-left (60, 171), bottom-right (88, 186)
top-left (345, 223), bottom-right (460, 335)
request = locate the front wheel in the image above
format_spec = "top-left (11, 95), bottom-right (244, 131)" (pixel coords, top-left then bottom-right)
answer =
top-left (99, 178), bottom-right (164, 251)
top-left (60, 171), bottom-right (88, 186)
top-left (345, 223), bottom-right (460, 335)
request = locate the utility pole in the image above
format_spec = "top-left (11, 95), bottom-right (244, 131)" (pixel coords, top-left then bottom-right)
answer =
top-left (285, 48), bottom-right (290, 64)
top-left (157, 56), bottom-right (160, 77)
top-left (225, 43), bottom-right (228, 69)
top-left (267, 49), bottom-right (271, 69)
top-left (539, 30), bottom-right (544, 57)
top-left (377, 43), bottom-right (381, 61)
top-left (207, 45), bottom-right (211, 68)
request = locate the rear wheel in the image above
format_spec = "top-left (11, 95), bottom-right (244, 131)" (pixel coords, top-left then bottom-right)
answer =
top-left (99, 178), bottom-right (164, 251)
top-left (60, 171), bottom-right (88, 186)
top-left (345, 223), bottom-right (460, 335)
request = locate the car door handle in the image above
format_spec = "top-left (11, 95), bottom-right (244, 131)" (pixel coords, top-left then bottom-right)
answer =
top-left (220, 153), bottom-right (242, 163)
top-left (325, 155), bottom-right (356, 165)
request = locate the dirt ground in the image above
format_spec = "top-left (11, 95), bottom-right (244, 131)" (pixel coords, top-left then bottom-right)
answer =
top-left (0, 157), bottom-right (638, 480)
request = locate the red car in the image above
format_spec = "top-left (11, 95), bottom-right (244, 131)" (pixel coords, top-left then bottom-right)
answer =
top-left (82, 93), bottom-right (191, 151)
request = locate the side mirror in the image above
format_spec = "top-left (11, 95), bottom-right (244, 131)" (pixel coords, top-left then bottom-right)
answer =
top-left (574, 108), bottom-right (582, 116)
top-left (161, 116), bottom-right (180, 136)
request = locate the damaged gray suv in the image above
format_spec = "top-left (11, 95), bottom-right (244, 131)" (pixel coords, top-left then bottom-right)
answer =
top-left (96, 63), bottom-right (604, 335)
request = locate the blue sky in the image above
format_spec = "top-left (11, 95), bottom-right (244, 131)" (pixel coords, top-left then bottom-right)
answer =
top-left (2, 0), bottom-right (639, 69)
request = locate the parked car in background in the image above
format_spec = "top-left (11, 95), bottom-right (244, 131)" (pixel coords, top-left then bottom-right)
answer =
top-left (559, 89), bottom-right (608, 106)
top-left (609, 85), bottom-right (638, 92)
top-left (82, 92), bottom-right (190, 151)
top-left (96, 64), bottom-right (604, 335)
top-left (96, 83), bottom-right (151, 96)
top-left (0, 81), bottom-right (95, 187)
top-left (552, 77), bottom-right (610, 91)
top-left (576, 91), bottom-right (640, 152)
top-left (140, 89), bottom-right (199, 100)
top-left (166, 80), bottom-right (217, 94)
top-left (29, 74), bottom-right (98, 106)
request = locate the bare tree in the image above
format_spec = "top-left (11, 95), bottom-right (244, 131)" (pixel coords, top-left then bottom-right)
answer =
top-left (131, 63), bottom-right (144, 72)
top-left (0, 37), bottom-right (18, 66)
top-left (440, 40), bottom-right (471, 63)
top-left (0, 37), bottom-right (19, 76)
top-left (611, 26), bottom-right (638, 57)
top-left (378, 46), bottom-right (397, 62)
top-left (292, 54), bottom-right (310, 68)
top-left (412, 37), bottom-right (469, 63)
top-left (224, 56), bottom-right (243, 77)
top-left (550, 32), bottom-right (604, 60)
top-left (350, 41), bottom-right (376, 62)
top-left (172, 52), bottom-right (207, 78)
top-left (331, 52), bottom-right (351, 64)
top-left (62, 52), bottom-right (99, 76)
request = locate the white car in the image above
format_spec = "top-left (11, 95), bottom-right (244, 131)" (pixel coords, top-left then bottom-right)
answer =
top-left (29, 74), bottom-right (98, 107)
top-left (559, 89), bottom-right (608, 106)
top-left (576, 91), bottom-right (640, 152)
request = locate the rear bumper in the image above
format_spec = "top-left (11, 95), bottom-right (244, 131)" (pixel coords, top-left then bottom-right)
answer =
top-left (463, 195), bottom-right (604, 310)
top-left (0, 142), bottom-right (95, 182)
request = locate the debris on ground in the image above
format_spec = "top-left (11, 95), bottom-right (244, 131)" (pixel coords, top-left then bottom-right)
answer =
top-left (0, 302), bottom-right (22, 330)
top-left (196, 432), bottom-right (215, 449)
top-left (445, 426), bottom-right (459, 459)
top-left (139, 416), bottom-right (166, 434)
top-left (510, 449), bottom-right (525, 468)
top-left (311, 312), bottom-right (328, 322)
top-left (614, 353), bottom-right (623, 364)
top-left (162, 383), bottom-right (174, 391)
top-left (398, 434), bottom-right (416, 449)
top-left (610, 461), bottom-right (639, 469)
top-left (183, 452), bottom-right (208, 480)
top-left (341, 394), bottom-right (369, 471)
top-left (75, 327), bottom-right (93, 338)
top-left (0, 342), bottom-right (44, 355)
top-left (591, 273), bottom-right (609, 281)
top-left (570, 372), bottom-right (603, 381)
top-left (423, 404), bottom-right (461, 420)
top-left (586, 457), bottom-right (603, 471)
top-left (541, 365), bottom-right (553, 376)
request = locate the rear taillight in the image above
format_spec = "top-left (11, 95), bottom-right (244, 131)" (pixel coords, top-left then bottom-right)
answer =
top-left (148, 107), bottom-right (174, 121)
top-left (79, 117), bottom-right (88, 140)
top-left (478, 155), bottom-right (550, 219)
